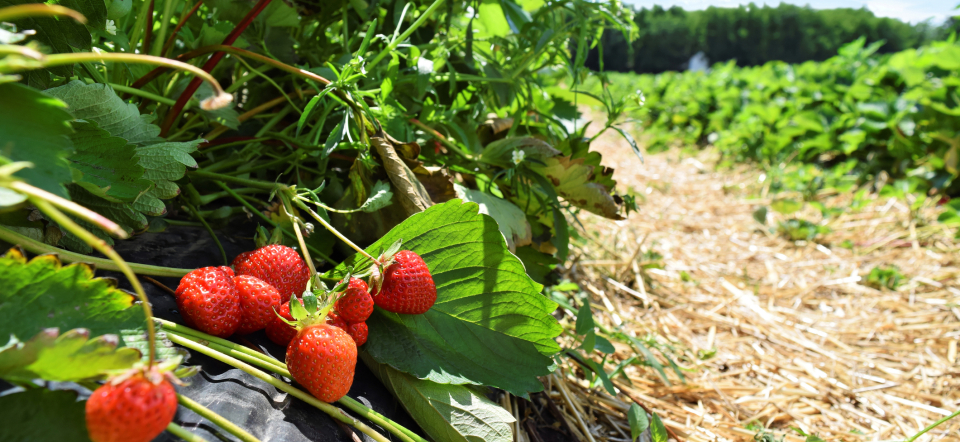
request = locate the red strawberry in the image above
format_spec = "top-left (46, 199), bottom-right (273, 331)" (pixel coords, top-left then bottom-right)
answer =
top-left (234, 275), bottom-right (281, 335)
top-left (175, 267), bottom-right (240, 337)
top-left (233, 245), bottom-right (310, 298)
top-left (218, 266), bottom-right (235, 278)
top-left (85, 373), bottom-right (177, 442)
top-left (335, 278), bottom-right (373, 323)
top-left (374, 250), bottom-right (436, 314)
top-left (267, 302), bottom-right (345, 346)
top-left (266, 301), bottom-right (297, 346)
top-left (286, 324), bottom-right (357, 402)
top-left (346, 322), bottom-right (368, 346)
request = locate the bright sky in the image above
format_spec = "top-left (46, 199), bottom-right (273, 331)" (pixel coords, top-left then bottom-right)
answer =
top-left (622, 0), bottom-right (958, 23)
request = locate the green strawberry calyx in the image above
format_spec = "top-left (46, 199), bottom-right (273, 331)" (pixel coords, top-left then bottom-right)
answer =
top-left (277, 270), bottom-right (353, 330)
top-left (367, 239), bottom-right (404, 295)
top-left (102, 354), bottom-right (198, 387)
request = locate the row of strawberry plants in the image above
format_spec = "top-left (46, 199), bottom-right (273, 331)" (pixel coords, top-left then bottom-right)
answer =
top-left (586, 36), bottom-right (960, 224)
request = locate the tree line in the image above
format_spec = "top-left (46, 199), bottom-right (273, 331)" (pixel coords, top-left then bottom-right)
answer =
top-left (586, 3), bottom-right (959, 73)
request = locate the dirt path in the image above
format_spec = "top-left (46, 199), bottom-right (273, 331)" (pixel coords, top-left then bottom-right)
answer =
top-left (542, 127), bottom-right (960, 442)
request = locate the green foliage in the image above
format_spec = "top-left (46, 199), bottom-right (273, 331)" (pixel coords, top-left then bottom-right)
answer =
top-left (588, 3), bottom-right (944, 74)
top-left (0, 389), bottom-right (91, 442)
top-left (0, 328), bottom-right (141, 382)
top-left (777, 219), bottom-right (830, 241)
top-left (865, 265), bottom-right (905, 290)
top-left (364, 354), bottom-right (515, 442)
top-left (0, 83), bottom-right (74, 198)
top-left (628, 403), bottom-right (648, 440)
top-left (330, 200), bottom-right (562, 396)
top-left (0, 249), bottom-right (176, 362)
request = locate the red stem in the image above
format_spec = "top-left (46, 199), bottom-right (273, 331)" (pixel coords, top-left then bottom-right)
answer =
top-left (161, 0), bottom-right (202, 58)
top-left (159, 0), bottom-right (274, 136)
top-left (143, 0), bottom-right (154, 53)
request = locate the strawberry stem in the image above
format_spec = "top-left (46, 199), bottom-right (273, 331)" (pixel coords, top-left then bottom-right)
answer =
top-left (157, 320), bottom-right (426, 442)
top-left (29, 198), bottom-right (158, 365)
top-left (177, 394), bottom-right (262, 442)
top-left (166, 422), bottom-right (211, 442)
top-left (292, 196), bottom-right (379, 264)
top-left (0, 226), bottom-right (193, 277)
top-left (7, 181), bottom-right (126, 239)
top-left (165, 333), bottom-right (393, 442)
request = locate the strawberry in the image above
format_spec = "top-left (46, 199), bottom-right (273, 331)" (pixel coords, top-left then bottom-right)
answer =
top-left (218, 266), bottom-right (235, 278)
top-left (346, 322), bottom-right (368, 346)
top-left (287, 323), bottom-right (357, 402)
top-left (85, 372), bottom-right (177, 442)
top-left (266, 302), bottom-right (346, 346)
top-left (335, 278), bottom-right (373, 323)
top-left (233, 245), bottom-right (310, 298)
top-left (234, 275), bottom-right (281, 335)
top-left (175, 267), bottom-right (240, 337)
top-left (373, 250), bottom-right (436, 315)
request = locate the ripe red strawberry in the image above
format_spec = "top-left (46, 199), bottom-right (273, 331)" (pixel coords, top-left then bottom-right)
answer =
top-left (233, 245), bottom-right (310, 298)
top-left (85, 373), bottom-right (177, 442)
top-left (287, 324), bottom-right (357, 402)
top-left (175, 267), bottom-right (240, 337)
top-left (346, 322), bottom-right (368, 346)
top-left (218, 266), bottom-right (235, 278)
top-left (335, 278), bottom-right (373, 323)
top-left (234, 275), bottom-right (281, 335)
top-left (374, 250), bottom-right (436, 314)
top-left (267, 302), bottom-right (346, 346)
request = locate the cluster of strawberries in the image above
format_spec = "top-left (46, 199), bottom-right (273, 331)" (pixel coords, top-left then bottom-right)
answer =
top-left (82, 243), bottom-right (437, 442)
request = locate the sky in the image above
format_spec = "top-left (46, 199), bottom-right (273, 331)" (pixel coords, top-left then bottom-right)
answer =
top-left (621, 0), bottom-right (958, 24)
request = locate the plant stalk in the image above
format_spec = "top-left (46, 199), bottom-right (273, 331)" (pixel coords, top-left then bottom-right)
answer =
top-left (177, 394), bottom-right (262, 442)
top-left (166, 422), bottom-right (210, 442)
top-left (7, 181), bottom-right (126, 238)
top-left (293, 198), bottom-right (378, 263)
top-left (904, 408), bottom-right (960, 442)
top-left (368, 0), bottom-right (447, 70)
top-left (0, 3), bottom-right (86, 22)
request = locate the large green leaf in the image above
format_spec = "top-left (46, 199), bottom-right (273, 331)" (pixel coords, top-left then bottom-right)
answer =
top-left (363, 354), bottom-right (515, 442)
top-left (330, 200), bottom-right (561, 396)
top-left (454, 184), bottom-right (531, 251)
top-left (0, 0), bottom-right (92, 77)
top-left (0, 328), bottom-right (140, 383)
top-left (68, 121), bottom-right (152, 202)
top-left (0, 83), bottom-right (74, 198)
top-left (0, 248), bottom-right (177, 362)
top-left (529, 156), bottom-right (624, 220)
top-left (0, 389), bottom-right (91, 442)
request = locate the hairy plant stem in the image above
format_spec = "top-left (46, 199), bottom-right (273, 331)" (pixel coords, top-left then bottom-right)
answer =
top-left (213, 182), bottom-right (334, 263)
top-left (77, 77), bottom-right (176, 105)
top-left (29, 198), bottom-right (158, 365)
top-left (293, 198), bottom-right (378, 264)
top-left (0, 3), bottom-right (86, 22)
top-left (156, 320), bottom-right (425, 442)
top-left (0, 226), bottom-right (193, 277)
top-left (166, 422), bottom-right (210, 442)
top-left (177, 394), bottom-right (262, 442)
top-left (165, 334), bottom-right (392, 442)
top-left (7, 182), bottom-right (126, 238)
top-left (189, 170), bottom-right (284, 191)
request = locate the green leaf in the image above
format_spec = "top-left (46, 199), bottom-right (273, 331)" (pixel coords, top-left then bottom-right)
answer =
top-left (581, 330), bottom-right (596, 352)
top-left (582, 357), bottom-right (615, 395)
top-left (770, 199), bottom-right (803, 215)
top-left (480, 137), bottom-right (560, 168)
top-left (0, 83), bottom-right (74, 198)
top-left (530, 156), bottom-right (624, 220)
top-left (454, 184), bottom-right (531, 251)
top-left (477, 0), bottom-right (511, 37)
top-left (45, 81), bottom-right (163, 146)
top-left (330, 200), bottom-right (562, 396)
top-left (0, 249), bottom-right (176, 362)
top-left (364, 354), bottom-right (515, 442)
top-left (611, 126), bottom-right (643, 163)
top-left (650, 413), bottom-right (668, 442)
top-left (628, 404), bottom-right (648, 440)
top-left (499, 0), bottom-right (531, 33)
top-left (359, 180), bottom-right (394, 213)
top-left (68, 121), bottom-right (152, 202)
top-left (752, 206), bottom-right (768, 225)
top-left (595, 335), bottom-right (615, 354)
top-left (575, 300), bottom-right (594, 335)
top-left (0, 389), bottom-right (91, 442)
top-left (134, 139), bottom-right (202, 215)
top-left (512, 246), bottom-right (558, 285)
top-left (0, 328), bottom-right (140, 383)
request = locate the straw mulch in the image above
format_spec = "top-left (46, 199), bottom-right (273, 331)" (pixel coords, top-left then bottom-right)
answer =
top-left (513, 128), bottom-right (960, 442)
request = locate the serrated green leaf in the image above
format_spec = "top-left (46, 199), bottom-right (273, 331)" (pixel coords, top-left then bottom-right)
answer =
top-left (45, 81), bottom-right (163, 146)
top-left (0, 328), bottom-right (140, 382)
top-left (650, 413), bottom-right (668, 442)
top-left (0, 389), bottom-right (91, 442)
top-left (628, 403), bottom-right (648, 441)
top-left (0, 83), bottom-right (74, 198)
top-left (454, 184), bottom-right (531, 251)
top-left (68, 121), bottom-right (152, 202)
top-left (330, 200), bottom-right (562, 396)
top-left (360, 180), bottom-right (394, 213)
top-left (0, 248), bottom-right (175, 362)
top-left (364, 354), bottom-right (515, 442)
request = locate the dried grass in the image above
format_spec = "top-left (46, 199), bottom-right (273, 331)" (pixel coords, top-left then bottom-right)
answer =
top-left (519, 125), bottom-right (960, 442)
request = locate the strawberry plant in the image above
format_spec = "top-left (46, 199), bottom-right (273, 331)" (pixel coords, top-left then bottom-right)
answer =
top-left (0, 0), bottom-right (640, 438)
